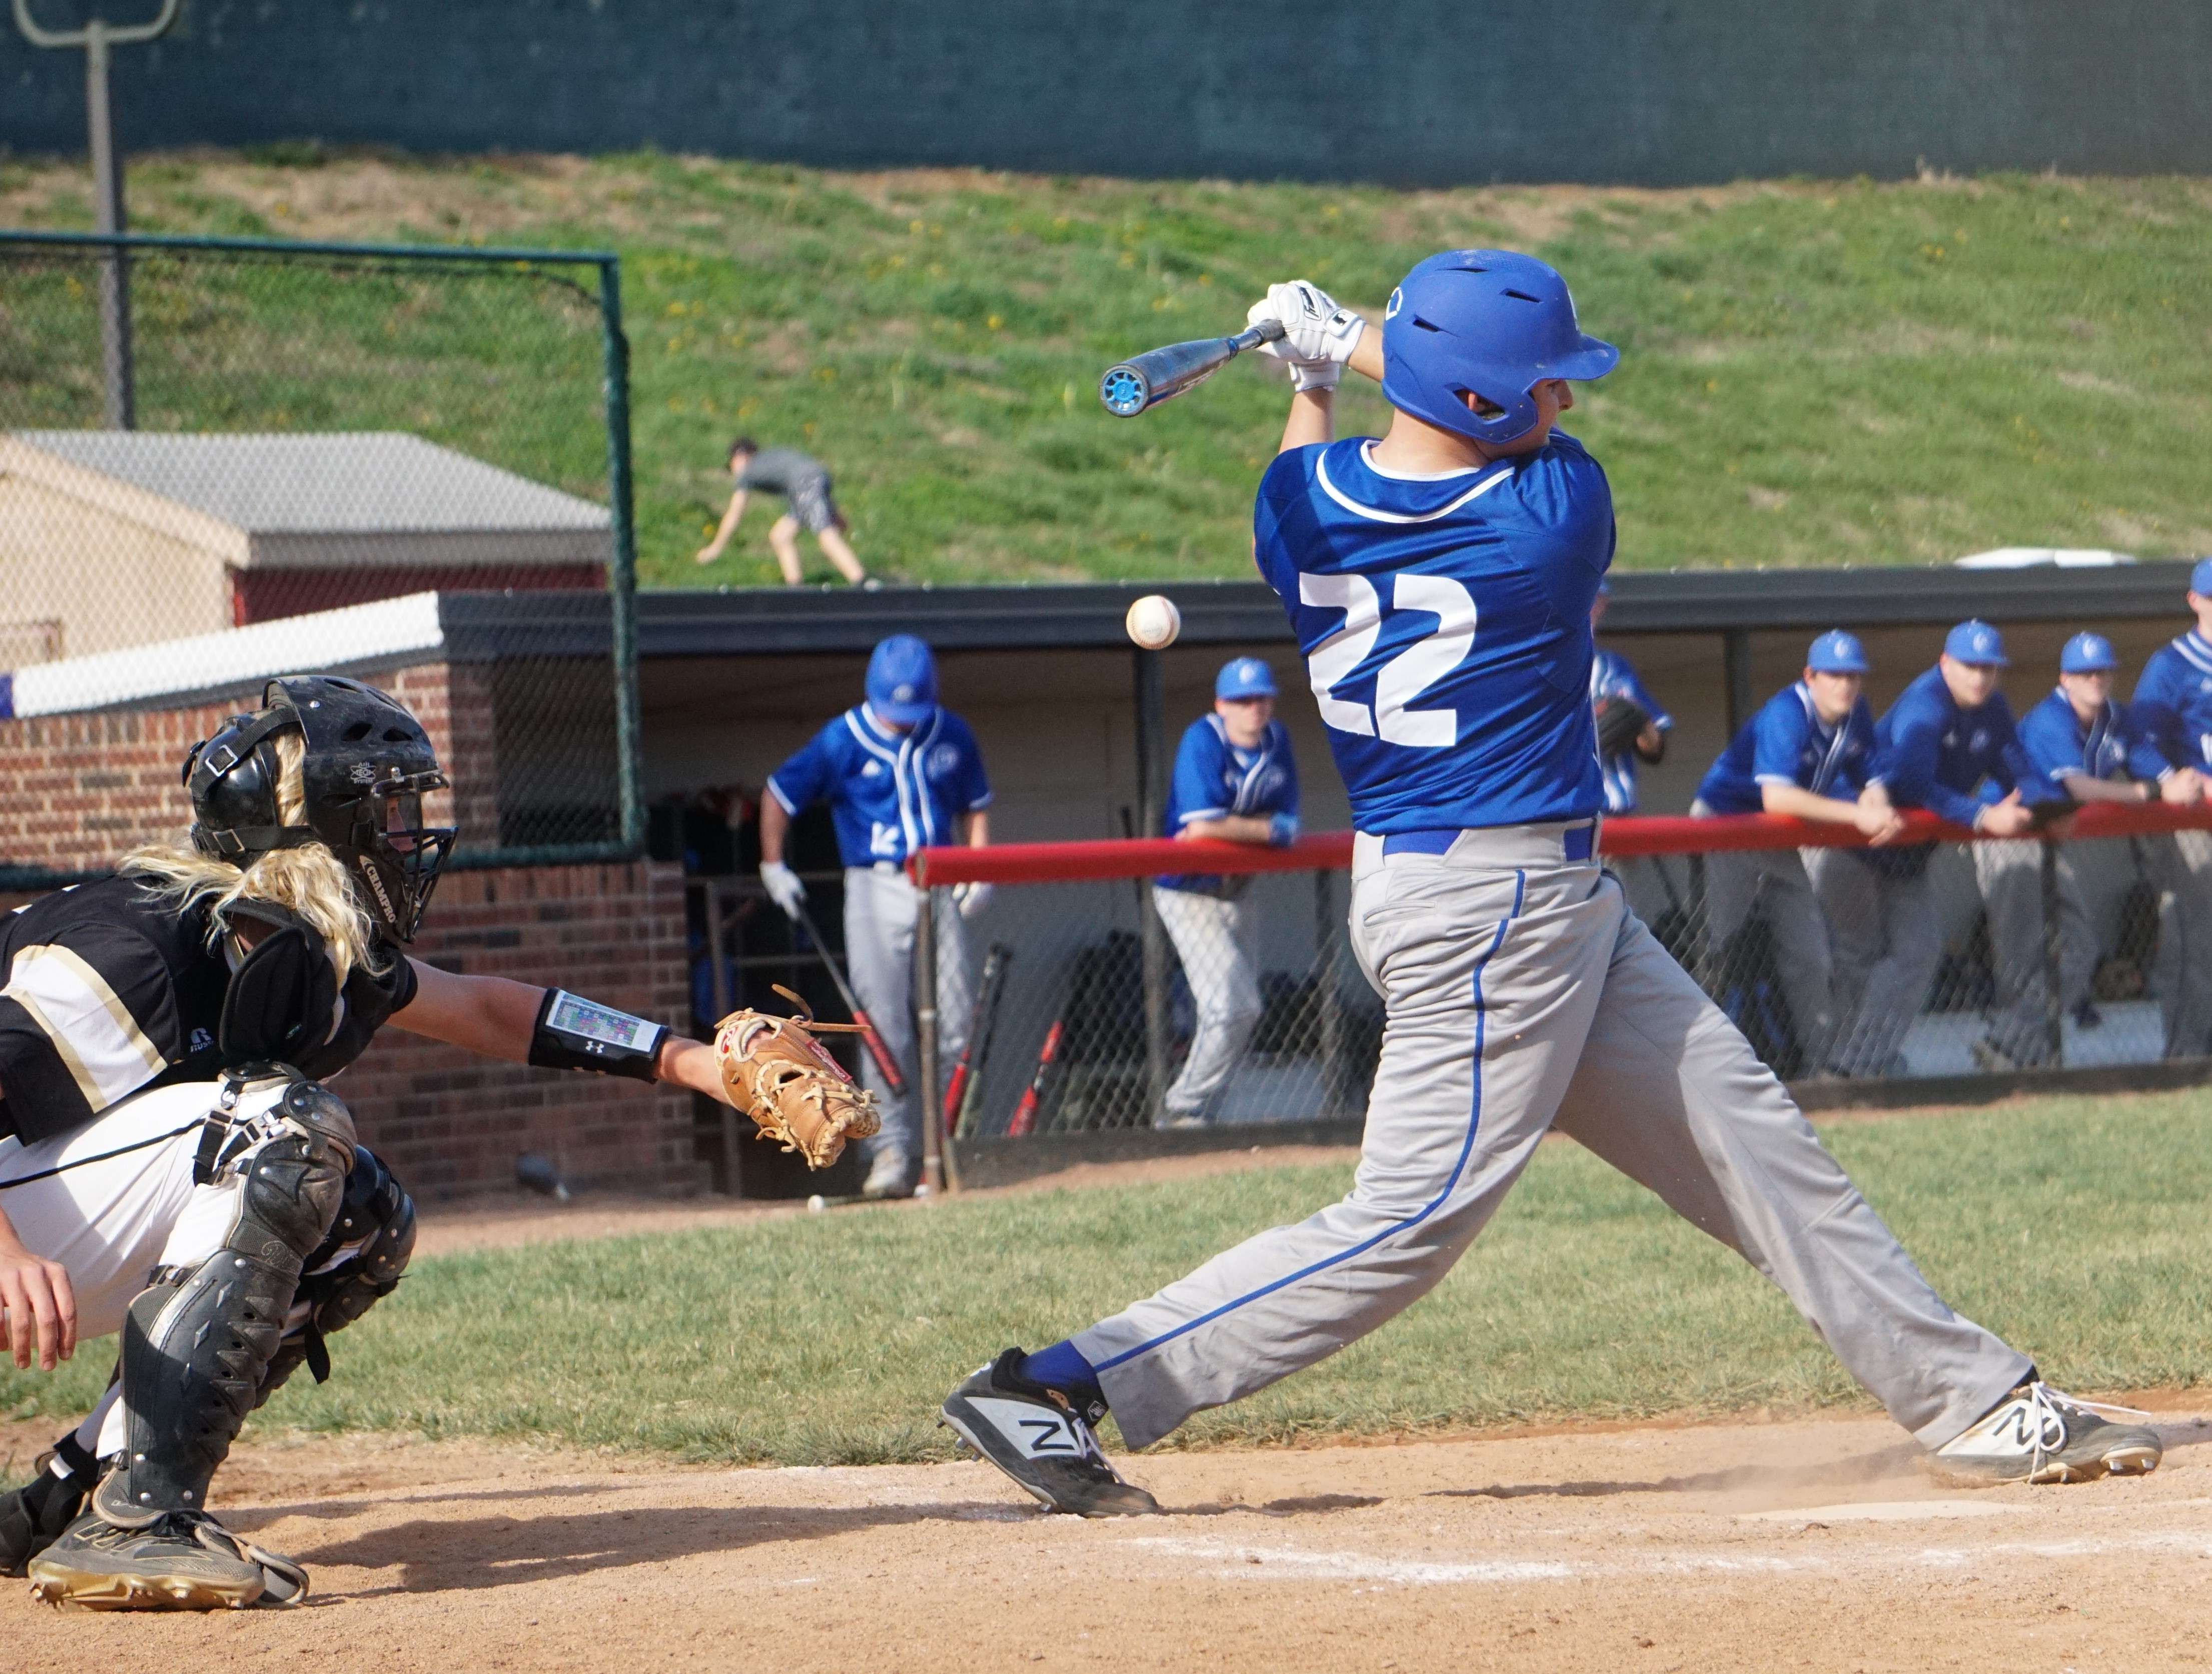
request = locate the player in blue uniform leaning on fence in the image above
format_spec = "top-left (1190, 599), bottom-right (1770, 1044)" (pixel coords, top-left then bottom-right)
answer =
top-left (2015, 632), bottom-right (2189, 1034)
top-left (1152, 657), bottom-right (1300, 1128)
top-left (1692, 630), bottom-right (1902, 1073)
top-left (938, 253), bottom-right (2158, 1514)
top-left (2128, 559), bottom-right (2212, 1057)
top-left (1811, 621), bottom-right (2044, 1077)
top-left (757, 634), bottom-right (992, 1198)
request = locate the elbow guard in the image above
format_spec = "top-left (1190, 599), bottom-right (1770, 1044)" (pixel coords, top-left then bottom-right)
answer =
top-left (527, 989), bottom-right (668, 1082)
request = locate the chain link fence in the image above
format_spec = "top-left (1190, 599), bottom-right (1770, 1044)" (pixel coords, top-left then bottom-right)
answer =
top-left (909, 807), bottom-right (2212, 1159)
top-left (0, 230), bottom-right (642, 884)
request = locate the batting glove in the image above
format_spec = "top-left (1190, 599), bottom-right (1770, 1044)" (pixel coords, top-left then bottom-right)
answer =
top-left (953, 881), bottom-right (995, 921)
top-left (759, 860), bottom-right (807, 920)
top-left (1248, 280), bottom-right (1364, 365)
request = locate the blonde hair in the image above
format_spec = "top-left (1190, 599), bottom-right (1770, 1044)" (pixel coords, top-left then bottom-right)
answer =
top-left (124, 731), bottom-right (388, 984)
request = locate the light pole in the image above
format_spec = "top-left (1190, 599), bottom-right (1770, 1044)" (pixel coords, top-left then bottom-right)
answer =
top-left (12, 0), bottom-right (180, 429)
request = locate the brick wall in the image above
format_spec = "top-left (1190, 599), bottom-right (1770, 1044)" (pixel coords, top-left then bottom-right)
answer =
top-left (339, 860), bottom-right (704, 1198)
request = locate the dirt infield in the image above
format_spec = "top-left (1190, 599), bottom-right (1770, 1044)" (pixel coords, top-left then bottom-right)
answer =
top-left (6, 1403), bottom-right (2209, 1671)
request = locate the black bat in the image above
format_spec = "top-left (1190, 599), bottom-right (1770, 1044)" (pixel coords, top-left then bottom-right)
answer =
top-left (1100, 317), bottom-right (1286, 416)
top-left (943, 942), bottom-right (1012, 1137)
top-left (789, 896), bottom-right (907, 1097)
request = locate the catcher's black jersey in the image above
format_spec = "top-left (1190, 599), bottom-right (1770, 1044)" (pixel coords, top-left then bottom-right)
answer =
top-left (0, 877), bottom-right (415, 1145)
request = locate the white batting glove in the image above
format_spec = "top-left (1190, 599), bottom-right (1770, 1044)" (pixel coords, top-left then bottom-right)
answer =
top-left (952, 881), bottom-right (995, 921)
top-left (1248, 280), bottom-right (1364, 365)
top-left (759, 861), bottom-right (806, 920)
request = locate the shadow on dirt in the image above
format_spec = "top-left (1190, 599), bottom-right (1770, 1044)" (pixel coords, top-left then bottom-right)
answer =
top-left (291, 1500), bottom-right (1036, 1595)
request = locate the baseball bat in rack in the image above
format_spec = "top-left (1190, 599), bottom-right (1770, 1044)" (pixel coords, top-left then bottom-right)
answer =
top-left (789, 896), bottom-right (907, 1097)
top-left (1007, 1016), bottom-right (1065, 1138)
top-left (943, 942), bottom-right (1012, 1137)
top-left (1099, 317), bottom-right (1285, 416)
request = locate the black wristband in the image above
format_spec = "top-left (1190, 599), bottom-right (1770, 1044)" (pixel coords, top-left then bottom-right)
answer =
top-left (526, 989), bottom-right (668, 1083)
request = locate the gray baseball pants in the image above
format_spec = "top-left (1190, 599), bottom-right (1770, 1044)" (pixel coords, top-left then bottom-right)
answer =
top-left (2151, 828), bottom-right (2212, 1058)
top-left (1074, 823), bottom-right (2029, 1452)
top-left (1972, 839), bottom-right (2103, 1065)
top-left (1153, 886), bottom-right (1263, 1121)
top-left (843, 866), bottom-right (970, 1169)
top-left (1809, 849), bottom-right (1942, 1078)
top-left (1692, 804), bottom-right (1838, 1070)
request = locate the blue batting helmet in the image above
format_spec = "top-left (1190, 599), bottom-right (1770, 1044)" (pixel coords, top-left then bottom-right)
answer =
top-left (1380, 251), bottom-right (1619, 446)
top-left (2061, 632), bottom-right (2117, 674)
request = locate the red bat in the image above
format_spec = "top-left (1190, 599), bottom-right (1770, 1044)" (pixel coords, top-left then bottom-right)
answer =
top-left (1008, 1018), bottom-right (1064, 1138)
top-left (789, 897), bottom-right (906, 1097)
top-left (943, 943), bottom-right (1011, 1135)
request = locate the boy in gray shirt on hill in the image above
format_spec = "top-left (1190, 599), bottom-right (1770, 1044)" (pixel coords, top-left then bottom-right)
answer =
top-left (696, 436), bottom-right (872, 586)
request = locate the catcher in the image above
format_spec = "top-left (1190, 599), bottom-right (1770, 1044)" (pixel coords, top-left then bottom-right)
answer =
top-left (0, 674), bottom-right (869, 1612)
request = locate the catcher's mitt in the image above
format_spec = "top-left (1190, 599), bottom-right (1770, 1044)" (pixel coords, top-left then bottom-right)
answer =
top-left (1593, 693), bottom-right (1652, 758)
top-left (713, 985), bottom-right (882, 1170)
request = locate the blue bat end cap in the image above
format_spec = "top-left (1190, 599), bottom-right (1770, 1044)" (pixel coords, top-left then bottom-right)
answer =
top-left (1100, 366), bottom-right (1149, 416)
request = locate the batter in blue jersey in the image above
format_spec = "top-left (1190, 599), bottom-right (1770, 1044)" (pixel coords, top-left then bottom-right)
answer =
top-left (759, 635), bottom-right (993, 1196)
top-left (941, 256), bottom-right (2152, 1511)
top-left (1152, 656), bottom-right (1301, 1126)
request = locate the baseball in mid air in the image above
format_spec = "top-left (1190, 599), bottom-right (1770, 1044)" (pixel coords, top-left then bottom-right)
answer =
top-left (1125, 594), bottom-right (1181, 650)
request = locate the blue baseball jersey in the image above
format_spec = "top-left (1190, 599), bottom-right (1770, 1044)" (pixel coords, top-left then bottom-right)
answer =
top-left (1871, 666), bottom-right (2029, 827)
top-left (1590, 647), bottom-right (1671, 814)
top-left (2016, 688), bottom-right (2166, 787)
top-left (766, 705), bottom-right (991, 869)
top-left (1697, 682), bottom-right (1877, 816)
top-left (1251, 434), bottom-right (1614, 833)
top-left (2131, 629), bottom-right (2212, 772)
top-left (1158, 714), bottom-right (1300, 896)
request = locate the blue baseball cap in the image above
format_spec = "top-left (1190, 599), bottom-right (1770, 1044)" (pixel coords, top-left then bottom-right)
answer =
top-left (865, 634), bottom-right (938, 726)
top-left (2191, 557), bottom-right (2212, 597)
top-left (1216, 657), bottom-right (1277, 701)
top-left (1806, 629), bottom-right (1869, 674)
top-left (1944, 619), bottom-right (2008, 667)
top-left (2061, 631), bottom-right (2118, 674)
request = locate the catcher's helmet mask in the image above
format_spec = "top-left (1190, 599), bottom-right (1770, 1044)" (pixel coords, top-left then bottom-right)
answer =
top-left (185, 675), bottom-right (456, 943)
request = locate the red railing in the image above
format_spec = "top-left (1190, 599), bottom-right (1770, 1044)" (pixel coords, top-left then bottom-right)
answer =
top-left (909, 801), bottom-right (2212, 886)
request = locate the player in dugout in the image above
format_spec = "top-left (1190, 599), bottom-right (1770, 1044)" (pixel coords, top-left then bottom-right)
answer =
top-left (0, 676), bottom-right (774, 1610)
top-left (756, 634), bottom-right (992, 1198)
top-left (1153, 656), bottom-right (1301, 1129)
top-left (2014, 632), bottom-right (2196, 1036)
top-left (1691, 630), bottom-right (1903, 1075)
top-left (1588, 579), bottom-right (1670, 814)
top-left (695, 435), bottom-right (875, 588)
top-left (1812, 621), bottom-right (2047, 1078)
top-left (2127, 559), bottom-right (2212, 1058)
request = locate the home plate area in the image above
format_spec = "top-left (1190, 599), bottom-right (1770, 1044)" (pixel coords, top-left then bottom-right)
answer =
top-left (4, 1407), bottom-right (2208, 1672)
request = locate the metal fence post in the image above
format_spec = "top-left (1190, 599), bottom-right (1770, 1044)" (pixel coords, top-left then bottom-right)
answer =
top-left (598, 257), bottom-right (646, 857)
top-left (1315, 868), bottom-right (1346, 1116)
top-left (1133, 647), bottom-right (1171, 1121)
top-left (916, 883), bottom-right (946, 1193)
top-left (2042, 838), bottom-right (2065, 1067)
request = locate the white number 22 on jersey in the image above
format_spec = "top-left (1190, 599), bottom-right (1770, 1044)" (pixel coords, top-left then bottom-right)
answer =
top-left (1297, 571), bottom-right (1477, 748)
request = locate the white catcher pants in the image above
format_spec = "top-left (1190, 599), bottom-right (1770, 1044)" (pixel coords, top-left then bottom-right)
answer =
top-left (1074, 823), bottom-right (2030, 1452)
top-left (0, 1077), bottom-right (311, 1455)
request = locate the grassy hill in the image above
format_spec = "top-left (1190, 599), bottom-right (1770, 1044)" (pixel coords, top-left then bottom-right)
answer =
top-left (3, 153), bottom-right (2208, 588)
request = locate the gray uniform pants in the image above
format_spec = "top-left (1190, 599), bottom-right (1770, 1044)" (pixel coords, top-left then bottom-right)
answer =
top-left (1808, 849), bottom-right (1942, 1077)
top-left (1972, 839), bottom-right (2099, 1065)
top-left (2151, 828), bottom-right (2212, 1058)
top-left (1074, 824), bottom-right (2028, 1453)
top-left (1693, 806), bottom-right (1838, 1071)
top-left (1153, 886), bottom-right (1263, 1120)
top-left (843, 866), bottom-right (970, 1168)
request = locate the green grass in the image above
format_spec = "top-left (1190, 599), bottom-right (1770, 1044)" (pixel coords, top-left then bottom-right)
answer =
top-left (8, 1088), bottom-right (2207, 1465)
top-left (4, 156), bottom-right (2209, 584)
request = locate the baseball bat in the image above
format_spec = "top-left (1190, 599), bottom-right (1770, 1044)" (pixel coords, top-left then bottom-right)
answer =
top-left (1099, 317), bottom-right (1285, 417)
top-left (789, 896), bottom-right (907, 1097)
top-left (1007, 1018), bottom-right (1064, 1138)
top-left (942, 942), bottom-right (1011, 1135)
